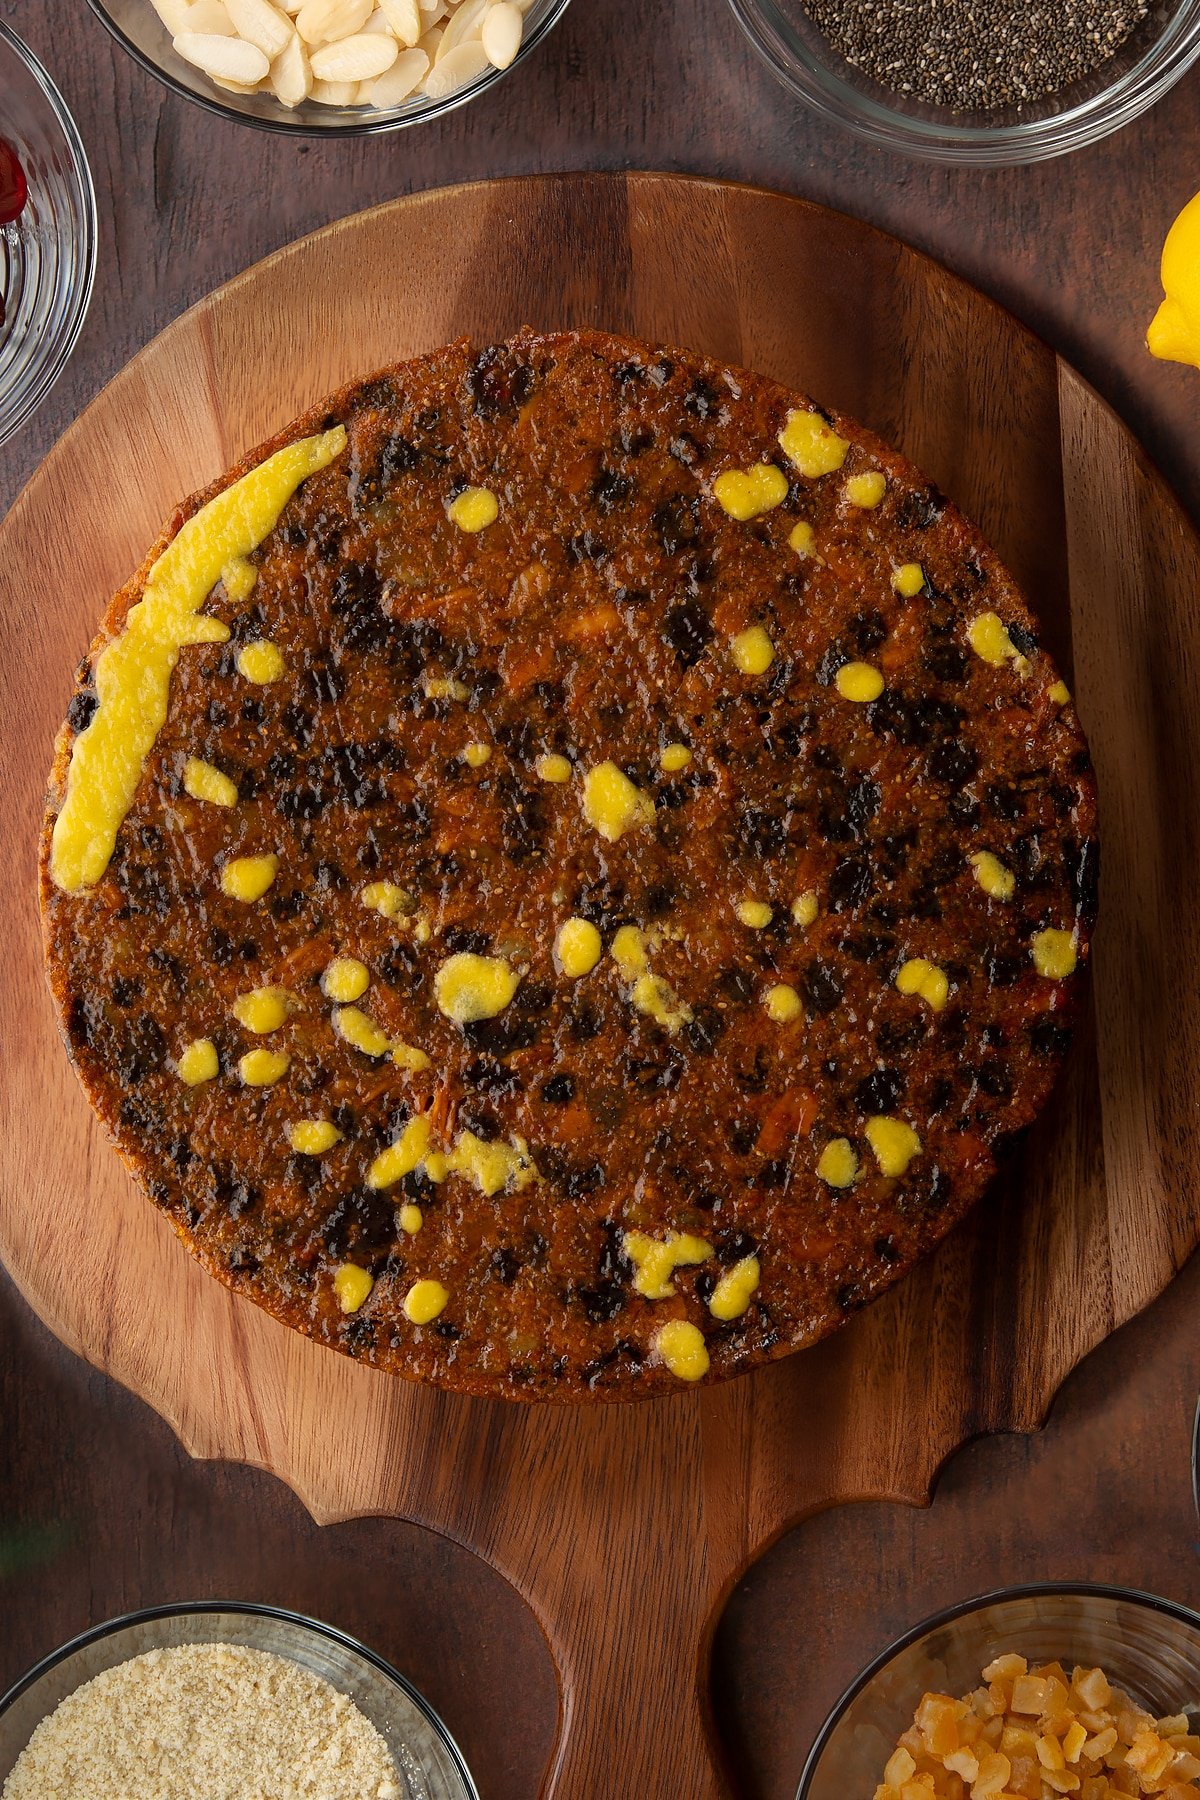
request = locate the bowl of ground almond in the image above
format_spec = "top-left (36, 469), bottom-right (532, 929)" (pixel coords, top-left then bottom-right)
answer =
top-left (728, 0), bottom-right (1200, 164)
top-left (0, 1603), bottom-right (478, 1800)
top-left (798, 1585), bottom-right (1200, 1799)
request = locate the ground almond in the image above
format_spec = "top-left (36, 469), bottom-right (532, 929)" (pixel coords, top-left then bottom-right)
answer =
top-left (1, 1643), bottom-right (402, 1800)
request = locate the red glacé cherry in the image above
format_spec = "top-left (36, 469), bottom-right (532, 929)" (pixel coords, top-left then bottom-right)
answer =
top-left (0, 138), bottom-right (28, 227)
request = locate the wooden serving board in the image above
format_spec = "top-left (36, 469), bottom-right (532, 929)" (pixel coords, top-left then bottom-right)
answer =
top-left (2, 174), bottom-right (1198, 1799)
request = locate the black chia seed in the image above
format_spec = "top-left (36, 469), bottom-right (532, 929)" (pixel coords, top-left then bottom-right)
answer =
top-left (803, 0), bottom-right (1152, 111)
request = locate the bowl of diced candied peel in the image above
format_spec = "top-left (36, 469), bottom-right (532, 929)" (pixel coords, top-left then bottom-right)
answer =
top-left (84, 0), bottom-right (572, 133)
top-left (877, 1655), bottom-right (1200, 1799)
top-left (798, 1587), bottom-right (1200, 1800)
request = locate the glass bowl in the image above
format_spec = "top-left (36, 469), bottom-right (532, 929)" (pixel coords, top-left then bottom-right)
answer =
top-left (728, 0), bottom-right (1200, 165)
top-left (798, 1583), bottom-right (1200, 1796)
top-left (0, 1602), bottom-right (478, 1800)
top-left (0, 23), bottom-right (97, 449)
top-left (85, 0), bottom-right (574, 136)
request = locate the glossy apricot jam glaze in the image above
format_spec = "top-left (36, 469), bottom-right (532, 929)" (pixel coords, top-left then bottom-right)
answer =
top-left (40, 330), bottom-right (1096, 1400)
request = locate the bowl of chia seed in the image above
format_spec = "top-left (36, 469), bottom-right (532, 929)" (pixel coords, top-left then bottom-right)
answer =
top-left (728, 0), bottom-right (1200, 163)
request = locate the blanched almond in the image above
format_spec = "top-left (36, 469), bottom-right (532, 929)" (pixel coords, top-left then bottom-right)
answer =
top-left (173, 29), bottom-right (270, 79)
top-left (225, 0), bottom-right (293, 56)
top-left (309, 75), bottom-right (360, 100)
top-left (481, 1), bottom-right (520, 68)
top-left (183, 0), bottom-right (236, 31)
top-left (436, 0), bottom-right (485, 55)
top-left (363, 43), bottom-right (427, 101)
top-left (377, 0), bottom-right (421, 42)
top-left (295, 0), bottom-right (372, 45)
top-left (422, 35), bottom-right (487, 91)
top-left (269, 28), bottom-right (312, 102)
top-left (173, 0), bottom-right (525, 110)
top-left (151, 0), bottom-right (196, 33)
top-left (310, 30), bottom-right (397, 76)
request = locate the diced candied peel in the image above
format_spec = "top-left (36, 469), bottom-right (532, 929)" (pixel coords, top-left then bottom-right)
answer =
top-left (917, 1693), bottom-right (964, 1759)
top-left (886, 1748), bottom-right (918, 1786)
top-left (1156, 1716), bottom-right (1190, 1739)
top-left (974, 1748), bottom-right (1012, 1795)
top-left (1064, 1723), bottom-right (1089, 1764)
top-left (983, 1656), bottom-right (1030, 1683)
top-left (875, 1658), bottom-right (1200, 1800)
top-left (1039, 1734), bottom-right (1068, 1771)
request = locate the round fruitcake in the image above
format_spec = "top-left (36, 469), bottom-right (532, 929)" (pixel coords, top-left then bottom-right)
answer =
top-left (39, 328), bottom-right (1098, 1400)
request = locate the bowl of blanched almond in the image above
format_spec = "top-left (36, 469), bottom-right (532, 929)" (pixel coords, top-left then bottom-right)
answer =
top-left (85, 0), bottom-right (572, 132)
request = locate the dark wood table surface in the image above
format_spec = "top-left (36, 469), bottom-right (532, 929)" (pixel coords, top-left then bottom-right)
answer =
top-left (3, 2), bottom-right (1200, 1794)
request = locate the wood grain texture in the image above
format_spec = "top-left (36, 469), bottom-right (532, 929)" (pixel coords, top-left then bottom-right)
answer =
top-left (2, 174), bottom-right (1198, 1798)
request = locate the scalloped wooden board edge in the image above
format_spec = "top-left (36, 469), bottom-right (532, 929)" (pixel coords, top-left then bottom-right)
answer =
top-left (3, 174), bottom-right (1197, 1797)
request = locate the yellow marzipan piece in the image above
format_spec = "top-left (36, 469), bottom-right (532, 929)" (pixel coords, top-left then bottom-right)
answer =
top-left (50, 429), bottom-right (344, 892)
